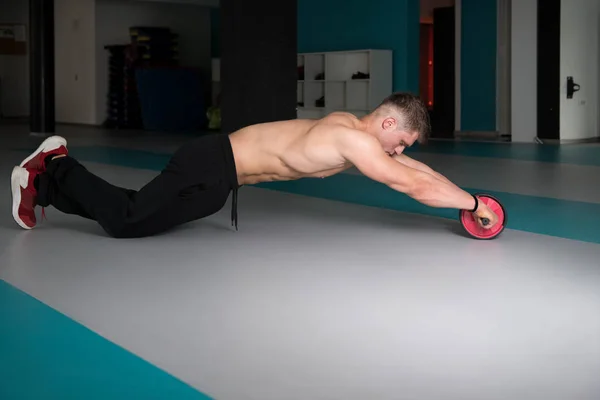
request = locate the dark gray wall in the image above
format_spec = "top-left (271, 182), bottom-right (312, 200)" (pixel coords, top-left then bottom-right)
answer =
top-left (220, 0), bottom-right (297, 133)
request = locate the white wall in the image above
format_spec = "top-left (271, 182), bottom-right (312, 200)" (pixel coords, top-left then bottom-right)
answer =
top-left (0, 0), bottom-right (212, 125)
top-left (0, 0), bottom-right (29, 118)
top-left (510, 0), bottom-right (537, 142)
top-left (0, 0), bottom-right (97, 123)
top-left (55, 0), bottom-right (97, 124)
top-left (559, 0), bottom-right (600, 140)
top-left (95, 0), bottom-right (212, 125)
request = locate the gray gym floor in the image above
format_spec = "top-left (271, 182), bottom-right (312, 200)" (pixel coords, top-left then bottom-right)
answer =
top-left (1, 123), bottom-right (600, 400)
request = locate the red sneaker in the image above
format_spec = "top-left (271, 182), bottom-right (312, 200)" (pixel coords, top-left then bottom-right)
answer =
top-left (20, 135), bottom-right (68, 172)
top-left (11, 166), bottom-right (39, 230)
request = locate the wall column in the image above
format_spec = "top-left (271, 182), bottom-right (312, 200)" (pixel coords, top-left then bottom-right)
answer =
top-left (29, 0), bottom-right (55, 137)
top-left (220, 0), bottom-right (297, 133)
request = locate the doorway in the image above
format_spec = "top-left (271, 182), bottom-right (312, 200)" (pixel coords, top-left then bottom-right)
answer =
top-left (420, 0), bottom-right (512, 141)
top-left (419, 0), bottom-right (456, 138)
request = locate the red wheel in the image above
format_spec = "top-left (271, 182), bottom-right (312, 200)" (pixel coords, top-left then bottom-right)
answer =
top-left (459, 194), bottom-right (507, 240)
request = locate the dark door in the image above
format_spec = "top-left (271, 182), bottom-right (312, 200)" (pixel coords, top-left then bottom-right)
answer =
top-left (431, 6), bottom-right (455, 138)
top-left (537, 0), bottom-right (561, 140)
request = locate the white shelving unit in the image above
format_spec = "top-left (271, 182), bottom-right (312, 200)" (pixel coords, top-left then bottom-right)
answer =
top-left (210, 49), bottom-right (393, 119)
top-left (296, 49), bottom-right (392, 119)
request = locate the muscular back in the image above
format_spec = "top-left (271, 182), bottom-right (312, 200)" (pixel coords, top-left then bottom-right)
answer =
top-left (229, 112), bottom-right (361, 185)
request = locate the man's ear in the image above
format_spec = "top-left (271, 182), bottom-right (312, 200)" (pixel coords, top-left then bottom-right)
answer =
top-left (381, 117), bottom-right (396, 131)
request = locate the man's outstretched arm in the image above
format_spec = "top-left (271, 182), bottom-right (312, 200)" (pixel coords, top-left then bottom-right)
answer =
top-left (392, 154), bottom-right (456, 187)
top-left (337, 129), bottom-right (477, 211)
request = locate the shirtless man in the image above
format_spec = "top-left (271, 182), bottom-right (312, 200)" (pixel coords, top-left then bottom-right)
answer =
top-left (11, 92), bottom-right (498, 238)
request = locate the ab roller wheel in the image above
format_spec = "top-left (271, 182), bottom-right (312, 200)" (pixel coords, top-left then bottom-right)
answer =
top-left (459, 194), bottom-right (507, 240)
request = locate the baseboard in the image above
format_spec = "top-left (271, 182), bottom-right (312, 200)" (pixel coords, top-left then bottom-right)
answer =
top-left (446, 130), bottom-right (510, 143)
top-left (0, 116), bottom-right (29, 122)
top-left (454, 130), bottom-right (501, 138)
top-left (56, 121), bottom-right (103, 128)
top-left (537, 136), bottom-right (600, 144)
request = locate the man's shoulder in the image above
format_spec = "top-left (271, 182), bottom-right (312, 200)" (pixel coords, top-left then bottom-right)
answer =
top-left (327, 111), bottom-right (358, 119)
top-left (317, 111), bottom-right (360, 128)
top-left (317, 122), bottom-right (378, 155)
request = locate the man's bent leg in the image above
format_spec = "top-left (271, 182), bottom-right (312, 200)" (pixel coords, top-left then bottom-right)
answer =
top-left (41, 156), bottom-right (136, 237)
top-left (121, 177), bottom-right (233, 237)
top-left (38, 134), bottom-right (238, 238)
top-left (113, 134), bottom-right (239, 237)
top-left (37, 172), bottom-right (95, 221)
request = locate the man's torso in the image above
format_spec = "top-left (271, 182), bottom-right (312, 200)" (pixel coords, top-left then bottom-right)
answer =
top-left (229, 112), bottom-right (361, 185)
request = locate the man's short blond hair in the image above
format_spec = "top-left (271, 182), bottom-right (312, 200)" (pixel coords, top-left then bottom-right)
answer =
top-left (374, 92), bottom-right (431, 144)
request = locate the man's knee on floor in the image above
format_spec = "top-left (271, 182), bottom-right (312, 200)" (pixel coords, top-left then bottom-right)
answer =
top-left (103, 226), bottom-right (126, 239)
top-left (101, 220), bottom-right (166, 239)
top-left (102, 222), bottom-right (135, 239)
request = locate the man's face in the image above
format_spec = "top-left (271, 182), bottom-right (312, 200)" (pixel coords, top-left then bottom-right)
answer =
top-left (378, 117), bottom-right (417, 155)
top-left (381, 129), bottom-right (418, 156)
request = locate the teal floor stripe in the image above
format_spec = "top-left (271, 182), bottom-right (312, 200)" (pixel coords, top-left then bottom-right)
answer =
top-left (255, 174), bottom-right (600, 244)
top-left (13, 145), bottom-right (600, 244)
top-left (18, 140), bottom-right (600, 167)
top-left (405, 141), bottom-right (600, 166)
top-left (0, 280), bottom-right (213, 400)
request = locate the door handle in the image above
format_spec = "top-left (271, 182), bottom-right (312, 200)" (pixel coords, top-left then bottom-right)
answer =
top-left (567, 76), bottom-right (580, 99)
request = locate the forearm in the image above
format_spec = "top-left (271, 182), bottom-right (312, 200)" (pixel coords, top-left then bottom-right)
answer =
top-left (410, 161), bottom-right (464, 192)
top-left (391, 171), bottom-right (475, 210)
top-left (427, 169), bottom-right (454, 186)
top-left (340, 134), bottom-right (474, 210)
top-left (417, 164), bottom-right (465, 194)
top-left (394, 154), bottom-right (455, 187)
